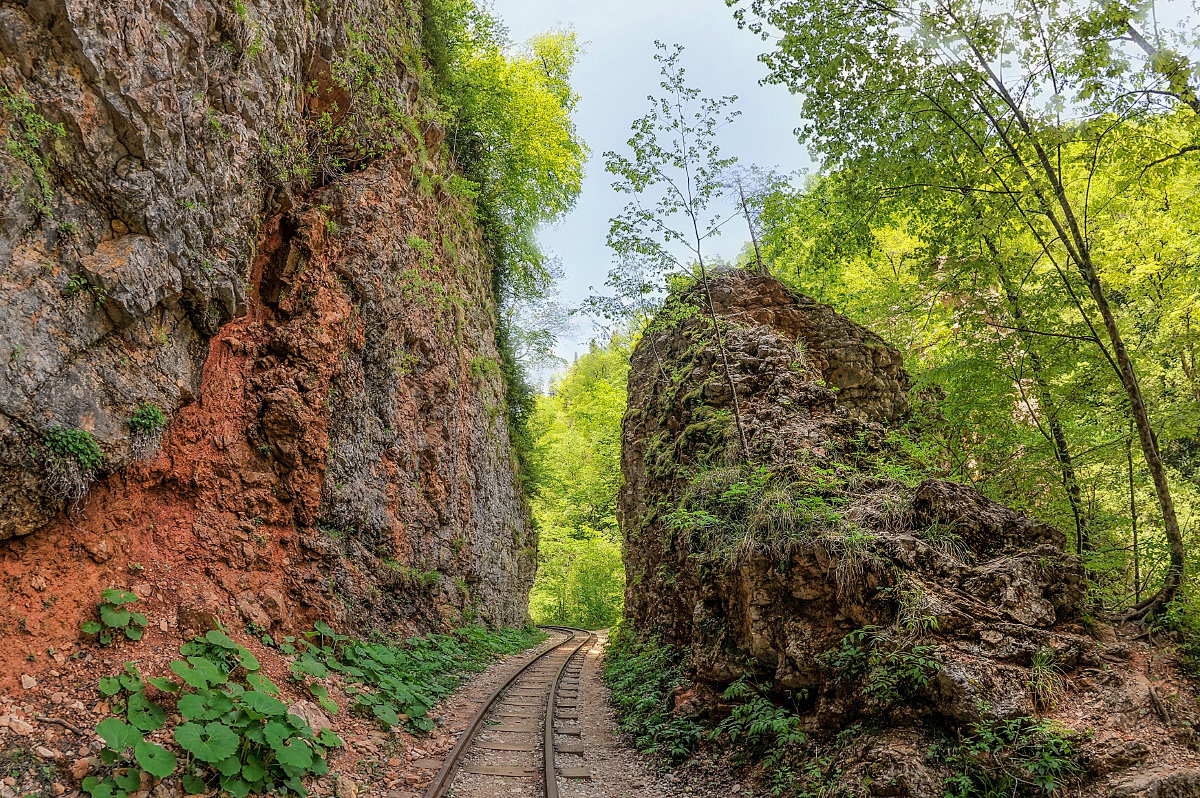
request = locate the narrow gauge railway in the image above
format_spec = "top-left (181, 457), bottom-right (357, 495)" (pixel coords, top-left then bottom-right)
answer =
top-left (421, 627), bottom-right (595, 798)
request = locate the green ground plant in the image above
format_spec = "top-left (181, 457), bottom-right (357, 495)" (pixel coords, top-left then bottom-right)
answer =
top-left (81, 589), bottom-right (148, 645)
top-left (822, 626), bottom-right (940, 708)
top-left (603, 627), bottom-right (700, 763)
top-left (940, 716), bottom-right (1084, 797)
top-left (0, 86), bottom-right (64, 215)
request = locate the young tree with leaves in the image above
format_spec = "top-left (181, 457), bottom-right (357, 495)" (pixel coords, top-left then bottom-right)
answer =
top-left (605, 41), bottom-right (751, 460)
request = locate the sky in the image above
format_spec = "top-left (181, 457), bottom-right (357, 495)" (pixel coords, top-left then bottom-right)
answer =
top-left (487, 0), bottom-right (813, 364)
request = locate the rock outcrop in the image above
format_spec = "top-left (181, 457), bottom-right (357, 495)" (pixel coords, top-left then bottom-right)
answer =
top-left (0, 0), bottom-right (534, 682)
top-left (621, 272), bottom-right (1200, 796)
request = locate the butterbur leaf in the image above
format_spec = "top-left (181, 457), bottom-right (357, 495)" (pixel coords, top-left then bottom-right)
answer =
top-left (181, 775), bottom-right (207, 795)
top-left (276, 738), bottom-right (313, 769)
top-left (174, 721), bottom-right (239, 763)
top-left (100, 604), bottom-right (131, 629)
top-left (309, 754), bottom-right (328, 776)
top-left (98, 677), bottom-right (122, 696)
top-left (176, 694), bottom-right (207, 722)
top-left (127, 692), bottom-right (167, 732)
top-left (264, 721), bottom-right (290, 752)
top-left (102, 589), bottom-right (139, 605)
top-left (236, 646), bottom-right (260, 672)
top-left (291, 655), bottom-right (327, 679)
top-left (98, 749), bottom-right (120, 766)
top-left (82, 621), bottom-right (103, 635)
top-left (99, 633), bottom-right (114, 646)
top-left (317, 729), bottom-right (342, 748)
top-left (241, 690), bottom-right (287, 717)
top-left (220, 777), bottom-right (251, 798)
top-left (134, 742), bottom-right (177, 778)
top-left (124, 627), bottom-right (144, 641)
top-left (96, 718), bottom-right (143, 751)
top-left (146, 676), bottom-right (179, 693)
top-left (82, 776), bottom-right (113, 798)
top-left (118, 672), bottom-right (144, 693)
top-left (246, 672), bottom-right (279, 696)
top-left (205, 630), bottom-right (238, 649)
top-left (215, 756), bottom-right (241, 777)
top-left (114, 767), bottom-right (141, 792)
top-left (241, 755), bottom-right (266, 784)
top-left (129, 613), bottom-right (148, 628)
top-left (371, 703), bottom-right (401, 726)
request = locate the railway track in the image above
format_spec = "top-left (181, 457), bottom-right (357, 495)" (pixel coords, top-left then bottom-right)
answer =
top-left (421, 626), bottom-right (595, 798)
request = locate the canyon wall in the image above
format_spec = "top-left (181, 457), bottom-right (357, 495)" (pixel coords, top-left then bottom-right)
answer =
top-left (0, 0), bottom-right (534, 683)
top-left (621, 272), bottom-right (1200, 795)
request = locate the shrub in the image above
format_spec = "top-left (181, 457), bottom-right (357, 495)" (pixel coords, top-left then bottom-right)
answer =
top-left (81, 589), bottom-right (148, 645)
top-left (127, 403), bottom-right (166, 434)
top-left (823, 626), bottom-right (940, 708)
top-left (44, 426), bottom-right (104, 471)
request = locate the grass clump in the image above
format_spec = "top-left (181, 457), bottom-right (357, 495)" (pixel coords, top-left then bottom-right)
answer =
top-left (128, 403), bottom-right (167, 459)
top-left (41, 425), bottom-right (104, 503)
top-left (1027, 648), bottom-right (1065, 710)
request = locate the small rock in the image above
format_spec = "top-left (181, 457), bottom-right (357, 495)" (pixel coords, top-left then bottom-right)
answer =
top-left (334, 776), bottom-right (357, 798)
top-left (71, 759), bottom-right (91, 780)
top-left (20, 675), bottom-right (36, 690)
top-left (9, 717), bottom-right (34, 735)
top-left (387, 757), bottom-right (402, 768)
top-left (36, 746), bottom-right (57, 759)
top-left (52, 785), bottom-right (65, 796)
top-left (2, 778), bottom-right (15, 787)
top-left (50, 692), bottom-right (65, 705)
top-left (287, 700), bottom-right (332, 733)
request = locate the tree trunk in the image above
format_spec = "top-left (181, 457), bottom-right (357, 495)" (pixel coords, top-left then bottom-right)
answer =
top-left (993, 259), bottom-right (1090, 554)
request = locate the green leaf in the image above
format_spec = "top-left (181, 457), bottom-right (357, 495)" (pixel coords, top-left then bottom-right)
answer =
top-left (371, 703), bottom-right (401, 726)
top-left (96, 718), bottom-right (143, 751)
top-left (291, 655), bottom-right (327, 679)
top-left (241, 755), bottom-right (266, 784)
top-left (214, 756), bottom-right (241, 777)
top-left (173, 722), bottom-right (239, 763)
top-left (264, 721), bottom-right (291, 752)
top-left (241, 691), bottom-right (287, 717)
top-left (82, 621), bottom-right (104, 635)
top-left (205, 630), bottom-right (238, 649)
top-left (276, 738), bottom-right (314, 769)
top-left (146, 676), bottom-right (179, 693)
top-left (98, 676), bottom-right (123, 696)
top-left (246, 672), bottom-right (280, 696)
top-left (100, 604), bottom-right (132, 629)
top-left (102, 589), bottom-right (139, 605)
top-left (181, 775), bottom-right (207, 795)
top-left (127, 693), bottom-right (166, 732)
top-left (114, 767), bottom-right (141, 792)
top-left (220, 776), bottom-right (252, 798)
top-left (236, 646), bottom-right (260, 672)
top-left (133, 742), bottom-right (177, 778)
top-left (317, 729), bottom-right (342, 748)
top-left (82, 776), bottom-right (114, 798)
top-left (124, 626), bottom-right (144, 641)
top-left (129, 612), bottom-right (148, 628)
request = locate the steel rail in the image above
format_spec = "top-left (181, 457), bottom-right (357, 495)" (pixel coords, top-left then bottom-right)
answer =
top-left (543, 630), bottom-right (592, 798)
top-left (420, 627), bottom-right (588, 798)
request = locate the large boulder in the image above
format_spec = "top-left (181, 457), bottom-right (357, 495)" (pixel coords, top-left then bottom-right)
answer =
top-left (620, 271), bottom-right (1200, 796)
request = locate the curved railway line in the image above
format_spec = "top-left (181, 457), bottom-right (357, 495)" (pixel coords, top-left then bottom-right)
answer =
top-left (421, 627), bottom-right (595, 798)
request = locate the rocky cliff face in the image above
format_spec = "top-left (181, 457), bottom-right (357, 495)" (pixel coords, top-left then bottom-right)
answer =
top-left (0, 0), bottom-right (534, 682)
top-left (621, 272), bottom-right (1200, 795)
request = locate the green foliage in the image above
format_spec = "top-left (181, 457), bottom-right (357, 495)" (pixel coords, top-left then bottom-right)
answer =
top-left (940, 716), bottom-right (1084, 797)
top-left (81, 590), bottom-right (147, 646)
top-left (528, 335), bottom-right (630, 629)
top-left (823, 627), bottom-right (940, 708)
top-left (127, 403), bottom-right (167, 434)
top-left (85, 632), bottom-right (339, 798)
top-left (44, 426), bottom-right (104, 472)
top-left (302, 623), bottom-right (544, 734)
top-left (0, 86), bottom-right (64, 215)
top-left (603, 627), bottom-right (700, 763)
top-left (733, 0), bottom-right (1200, 610)
top-left (711, 677), bottom-right (805, 774)
top-left (1027, 649), bottom-right (1065, 710)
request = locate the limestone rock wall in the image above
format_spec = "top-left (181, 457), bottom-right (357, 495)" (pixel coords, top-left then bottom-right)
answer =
top-left (0, 0), bottom-right (534, 683)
